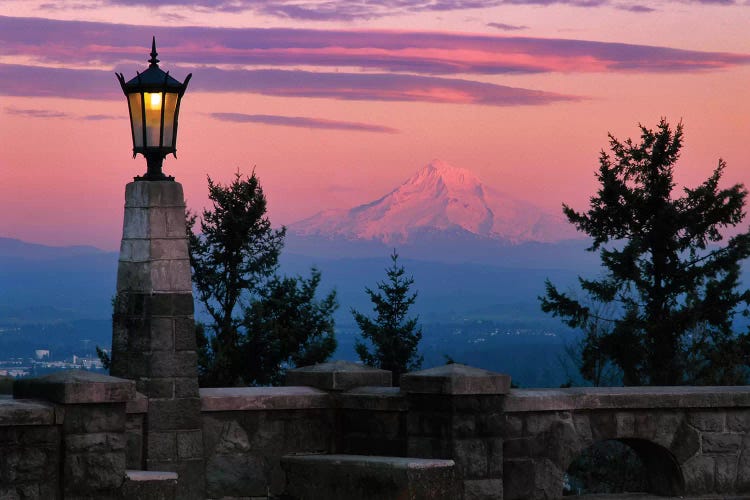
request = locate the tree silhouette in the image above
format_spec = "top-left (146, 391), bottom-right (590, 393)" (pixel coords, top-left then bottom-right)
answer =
top-left (541, 119), bottom-right (750, 386)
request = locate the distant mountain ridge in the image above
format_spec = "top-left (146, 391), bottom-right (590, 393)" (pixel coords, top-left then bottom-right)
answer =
top-left (291, 160), bottom-right (578, 244)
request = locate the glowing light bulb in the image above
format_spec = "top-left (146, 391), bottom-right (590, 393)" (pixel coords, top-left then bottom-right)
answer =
top-left (150, 92), bottom-right (162, 108)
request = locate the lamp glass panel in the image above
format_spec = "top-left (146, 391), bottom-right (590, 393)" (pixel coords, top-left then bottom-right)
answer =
top-left (144, 92), bottom-right (163, 147)
top-left (162, 92), bottom-right (178, 147)
top-left (128, 93), bottom-right (144, 148)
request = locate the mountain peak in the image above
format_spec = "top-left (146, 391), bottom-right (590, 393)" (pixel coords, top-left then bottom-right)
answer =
top-left (291, 160), bottom-right (577, 244)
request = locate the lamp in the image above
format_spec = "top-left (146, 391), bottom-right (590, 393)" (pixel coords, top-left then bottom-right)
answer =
top-left (116, 37), bottom-right (192, 180)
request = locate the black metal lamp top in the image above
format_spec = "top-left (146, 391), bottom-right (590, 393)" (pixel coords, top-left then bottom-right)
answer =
top-left (116, 38), bottom-right (192, 181)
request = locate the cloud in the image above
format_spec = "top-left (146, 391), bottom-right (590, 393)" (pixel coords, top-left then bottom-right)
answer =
top-left (94, 0), bottom-right (740, 20)
top-left (5, 107), bottom-right (70, 119)
top-left (211, 112), bottom-right (399, 133)
top-left (617, 4), bottom-right (656, 11)
top-left (0, 63), bottom-right (579, 106)
top-left (487, 22), bottom-right (529, 31)
top-left (1, 16), bottom-right (748, 77)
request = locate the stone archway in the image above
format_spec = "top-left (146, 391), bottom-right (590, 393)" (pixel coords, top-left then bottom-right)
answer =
top-left (563, 438), bottom-right (685, 497)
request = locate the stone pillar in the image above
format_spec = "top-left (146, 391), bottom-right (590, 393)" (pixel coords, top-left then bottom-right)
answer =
top-left (401, 364), bottom-right (511, 500)
top-left (14, 370), bottom-right (134, 499)
top-left (109, 181), bottom-right (204, 499)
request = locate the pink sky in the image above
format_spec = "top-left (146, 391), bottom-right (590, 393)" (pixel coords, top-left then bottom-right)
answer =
top-left (1, 1), bottom-right (749, 250)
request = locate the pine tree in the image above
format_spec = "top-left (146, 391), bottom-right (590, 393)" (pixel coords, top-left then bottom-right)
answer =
top-left (541, 119), bottom-right (750, 386)
top-left (189, 170), bottom-right (337, 386)
top-left (353, 251), bottom-right (423, 385)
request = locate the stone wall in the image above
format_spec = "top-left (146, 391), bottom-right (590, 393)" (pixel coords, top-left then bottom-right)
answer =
top-left (0, 397), bottom-right (59, 499)
top-left (200, 386), bottom-right (335, 499)
top-left (502, 386), bottom-right (750, 499)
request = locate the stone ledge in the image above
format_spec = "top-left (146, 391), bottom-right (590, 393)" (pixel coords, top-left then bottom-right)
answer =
top-left (504, 386), bottom-right (750, 412)
top-left (339, 386), bottom-right (407, 411)
top-left (0, 397), bottom-right (56, 426)
top-left (13, 370), bottom-right (135, 404)
top-left (400, 364), bottom-right (511, 395)
top-left (126, 469), bottom-right (179, 481)
top-left (200, 386), bottom-right (331, 412)
top-left (126, 392), bottom-right (149, 414)
top-left (281, 454), bottom-right (456, 470)
top-left (285, 360), bottom-right (392, 391)
top-left (281, 454), bottom-right (459, 500)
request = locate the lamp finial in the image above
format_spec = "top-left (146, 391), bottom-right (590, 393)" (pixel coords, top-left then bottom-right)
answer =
top-left (148, 36), bottom-right (159, 67)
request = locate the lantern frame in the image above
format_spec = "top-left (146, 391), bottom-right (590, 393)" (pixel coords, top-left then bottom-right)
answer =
top-left (116, 38), bottom-right (192, 180)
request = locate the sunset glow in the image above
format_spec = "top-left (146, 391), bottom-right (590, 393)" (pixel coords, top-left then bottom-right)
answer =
top-left (1, 1), bottom-right (749, 249)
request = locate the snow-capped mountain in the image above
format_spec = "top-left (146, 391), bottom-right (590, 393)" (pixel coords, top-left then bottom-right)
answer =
top-left (290, 160), bottom-right (578, 244)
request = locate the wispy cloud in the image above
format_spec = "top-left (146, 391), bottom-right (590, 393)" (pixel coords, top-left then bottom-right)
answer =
top-left (5, 107), bottom-right (69, 119)
top-left (487, 22), bottom-right (529, 31)
top-left (616, 4), bottom-right (656, 12)
top-left (94, 0), bottom-right (740, 20)
top-left (0, 63), bottom-right (578, 106)
top-left (2, 16), bottom-right (748, 77)
top-left (211, 112), bottom-right (399, 133)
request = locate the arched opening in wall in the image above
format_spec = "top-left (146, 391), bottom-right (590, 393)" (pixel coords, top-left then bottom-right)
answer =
top-left (563, 439), bottom-right (684, 497)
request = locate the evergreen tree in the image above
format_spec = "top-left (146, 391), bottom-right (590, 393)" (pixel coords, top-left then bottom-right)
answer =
top-left (353, 251), bottom-right (422, 385)
top-left (189, 171), bottom-right (337, 386)
top-left (541, 119), bottom-right (750, 386)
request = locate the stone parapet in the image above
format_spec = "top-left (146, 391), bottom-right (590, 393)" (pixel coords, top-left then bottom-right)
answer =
top-left (281, 454), bottom-right (460, 500)
top-left (504, 386), bottom-right (750, 412)
top-left (401, 363), bottom-right (511, 395)
top-left (14, 370), bottom-right (135, 405)
top-left (285, 360), bottom-right (392, 392)
top-left (0, 397), bottom-right (56, 426)
top-left (200, 386), bottom-right (331, 412)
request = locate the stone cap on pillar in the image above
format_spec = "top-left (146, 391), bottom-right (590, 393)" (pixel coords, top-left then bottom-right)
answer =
top-left (14, 370), bottom-right (136, 404)
top-left (400, 363), bottom-right (511, 395)
top-left (285, 360), bottom-right (392, 391)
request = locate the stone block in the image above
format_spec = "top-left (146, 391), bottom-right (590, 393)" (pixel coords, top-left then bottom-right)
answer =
top-left (147, 431), bottom-right (177, 460)
top-left (148, 398), bottom-right (202, 431)
top-left (0, 399), bottom-right (55, 426)
top-left (464, 478), bottom-right (503, 500)
top-left (66, 432), bottom-right (126, 453)
top-left (702, 432), bottom-right (742, 454)
top-left (525, 413), bottom-right (557, 436)
top-left (689, 411), bottom-right (725, 432)
top-left (401, 363), bottom-right (511, 395)
top-left (149, 351), bottom-right (198, 378)
top-left (453, 438), bottom-right (488, 478)
top-left (281, 454), bottom-right (458, 500)
top-left (682, 454), bottom-right (715, 494)
top-left (177, 430), bottom-right (203, 459)
top-left (670, 420), bottom-right (700, 464)
top-left (150, 238), bottom-right (189, 260)
top-left (285, 360), bottom-right (392, 391)
top-left (143, 378), bottom-right (174, 399)
top-left (715, 454), bottom-right (738, 493)
top-left (174, 377), bottom-right (199, 398)
top-left (501, 414), bottom-right (524, 439)
top-left (122, 207), bottom-right (149, 239)
top-left (205, 453), bottom-right (268, 498)
top-left (150, 260), bottom-right (192, 293)
top-left (14, 371), bottom-right (135, 405)
top-left (117, 261), bottom-right (151, 292)
top-left (174, 317), bottom-right (197, 350)
top-left (502, 459), bottom-right (535, 500)
top-left (146, 457), bottom-right (204, 500)
top-left (119, 239), bottom-right (150, 263)
top-left (727, 410), bottom-right (750, 432)
top-left (615, 412), bottom-right (635, 437)
top-left (487, 437), bottom-right (503, 477)
top-left (149, 318), bottom-right (175, 351)
top-left (408, 436), bottom-right (451, 459)
top-left (199, 386), bottom-right (331, 412)
top-left (64, 450), bottom-right (126, 493)
top-left (121, 470), bottom-right (178, 500)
